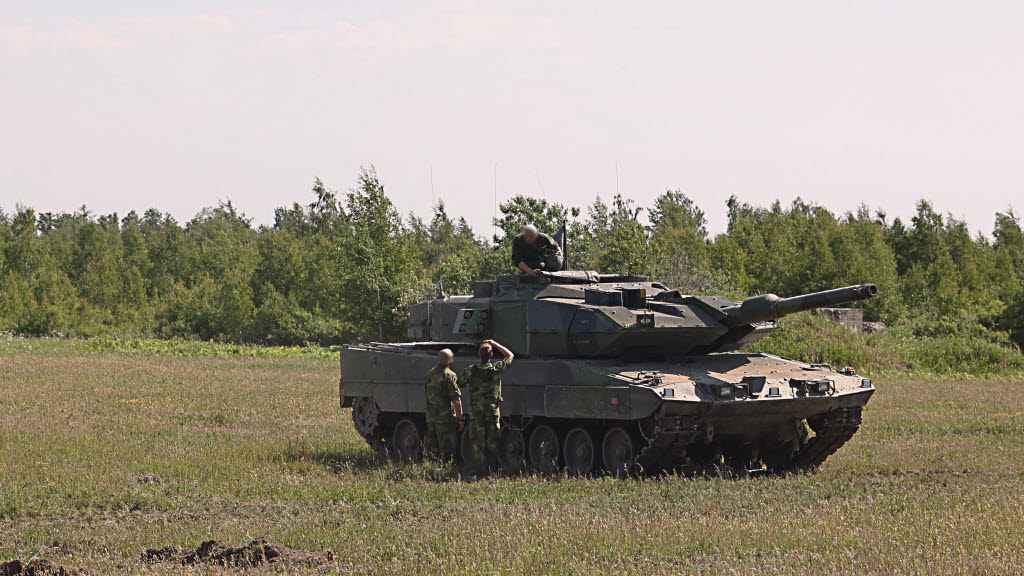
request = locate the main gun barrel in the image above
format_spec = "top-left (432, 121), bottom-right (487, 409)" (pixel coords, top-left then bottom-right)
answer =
top-left (722, 284), bottom-right (878, 326)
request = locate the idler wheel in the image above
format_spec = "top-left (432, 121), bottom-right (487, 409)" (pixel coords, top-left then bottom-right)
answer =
top-left (499, 427), bottom-right (526, 472)
top-left (352, 397), bottom-right (385, 453)
top-left (601, 426), bottom-right (637, 477)
top-left (563, 427), bottom-right (597, 476)
top-left (392, 418), bottom-right (423, 461)
top-left (528, 424), bottom-right (562, 473)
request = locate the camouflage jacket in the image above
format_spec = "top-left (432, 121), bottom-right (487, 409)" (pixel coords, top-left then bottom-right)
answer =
top-left (460, 357), bottom-right (511, 417)
top-left (511, 232), bottom-right (558, 268)
top-left (424, 363), bottom-right (461, 424)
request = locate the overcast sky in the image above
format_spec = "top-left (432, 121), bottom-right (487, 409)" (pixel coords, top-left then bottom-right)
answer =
top-left (1, 1), bottom-right (1021, 237)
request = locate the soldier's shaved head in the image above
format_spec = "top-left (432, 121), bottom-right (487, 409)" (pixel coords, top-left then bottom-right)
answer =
top-left (438, 348), bottom-right (454, 365)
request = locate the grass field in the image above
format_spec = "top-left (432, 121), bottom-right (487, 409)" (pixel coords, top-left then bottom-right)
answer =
top-left (1, 338), bottom-right (1023, 575)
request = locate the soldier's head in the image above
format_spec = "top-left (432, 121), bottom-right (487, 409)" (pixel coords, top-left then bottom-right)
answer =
top-left (521, 224), bottom-right (539, 244)
top-left (478, 343), bottom-right (493, 362)
top-left (438, 348), bottom-right (454, 366)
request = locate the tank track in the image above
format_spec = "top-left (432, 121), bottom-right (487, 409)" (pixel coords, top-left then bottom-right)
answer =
top-left (790, 406), bottom-right (863, 470)
top-left (635, 407), bottom-right (863, 475)
top-left (636, 415), bottom-right (700, 474)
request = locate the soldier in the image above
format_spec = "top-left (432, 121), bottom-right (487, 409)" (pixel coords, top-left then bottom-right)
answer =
top-left (512, 224), bottom-right (564, 276)
top-left (461, 339), bottom-right (514, 474)
top-left (423, 348), bottom-right (464, 461)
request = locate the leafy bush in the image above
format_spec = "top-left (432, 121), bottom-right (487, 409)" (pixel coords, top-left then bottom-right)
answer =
top-left (751, 314), bottom-right (906, 374)
top-left (753, 313), bottom-right (1024, 377)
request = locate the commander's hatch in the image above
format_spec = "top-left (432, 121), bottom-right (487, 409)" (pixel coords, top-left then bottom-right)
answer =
top-left (583, 286), bottom-right (648, 308)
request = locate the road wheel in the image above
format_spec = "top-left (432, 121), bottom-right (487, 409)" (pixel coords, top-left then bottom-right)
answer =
top-left (564, 427), bottom-right (596, 476)
top-left (722, 441), bottom-right (758, 474)
top-left (601, 426), bottom-right (637, 477)
top-left (528, 424), bottom-right (561, 473)
top-left (392, 418), bottom-right (423, 461)
top-left (499, 427), bottom-right (526, 473)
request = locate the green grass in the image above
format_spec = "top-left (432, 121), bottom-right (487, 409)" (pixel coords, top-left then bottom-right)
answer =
top-left (84, 336), bottom-right (340, 359)
top-left (1, 337), bottom-right (1023, 575)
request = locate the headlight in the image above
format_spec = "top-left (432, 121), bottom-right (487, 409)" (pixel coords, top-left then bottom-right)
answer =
top-left (717, 384), bottom-right (734, 399)
top-left (790, 378), bottom-right (833, 396)
top-left (861, 378), bottom-right (873, 388)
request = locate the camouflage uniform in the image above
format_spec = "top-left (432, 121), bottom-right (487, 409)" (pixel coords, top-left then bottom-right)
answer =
top-left (423, 363), bottom-right (461, 461)
top-left (460, 357), bottom-right (511, 472)
top-left (512, 232), bottom-right (563, 272)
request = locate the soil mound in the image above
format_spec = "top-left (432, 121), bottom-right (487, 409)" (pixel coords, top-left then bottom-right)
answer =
top-left (141, 538), bottom-right (336, 569)
top-left (0, 558), bottom-right (87, 576)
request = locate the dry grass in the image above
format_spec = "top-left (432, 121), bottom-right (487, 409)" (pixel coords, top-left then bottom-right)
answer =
top-left (1, 338), bottom-right (1022, 575)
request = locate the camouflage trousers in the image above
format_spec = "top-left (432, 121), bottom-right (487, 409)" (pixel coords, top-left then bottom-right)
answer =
top-left (424, 421), bottom-right (459, 461)
top-left (525, 253), bottom-right (564, 272)
top-left (468, 413), bottom-right (501, 473)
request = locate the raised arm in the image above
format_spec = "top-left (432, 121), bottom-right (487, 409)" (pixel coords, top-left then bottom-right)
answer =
top-left (485, 339), bottom-right (514, 362)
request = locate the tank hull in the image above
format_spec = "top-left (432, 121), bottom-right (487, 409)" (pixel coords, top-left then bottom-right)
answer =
top-left (340, 343), bottom-right (874, 475)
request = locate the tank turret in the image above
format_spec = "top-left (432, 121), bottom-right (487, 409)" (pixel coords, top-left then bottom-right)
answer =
top-left (408, 271), bottom-right (877, 359)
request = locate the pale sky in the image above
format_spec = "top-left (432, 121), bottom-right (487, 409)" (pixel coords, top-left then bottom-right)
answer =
top-left (1, 1), bottom-right (1021, 237)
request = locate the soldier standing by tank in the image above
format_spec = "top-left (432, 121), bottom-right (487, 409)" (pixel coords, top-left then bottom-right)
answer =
top-left (512, 224), bottom-right (563, 276)
top-left (423, 349), bottom-right (464, 461)
top-left (461, 339), bottom-right (514, 475)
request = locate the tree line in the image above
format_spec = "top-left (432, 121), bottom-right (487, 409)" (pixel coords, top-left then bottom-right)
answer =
top-left (1, 166), bottom-right (1022, 352)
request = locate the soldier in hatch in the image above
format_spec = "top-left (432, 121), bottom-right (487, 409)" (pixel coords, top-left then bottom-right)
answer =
top-left (512, 224), bottom-right (563, 276)
top-left (423, 348), bottom-right (464, 461)
top-left (460, 339), bottom-right (514, 475)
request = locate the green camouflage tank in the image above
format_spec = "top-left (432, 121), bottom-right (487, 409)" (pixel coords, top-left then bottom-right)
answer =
top-left (341, 269), bottom-right (878, 476)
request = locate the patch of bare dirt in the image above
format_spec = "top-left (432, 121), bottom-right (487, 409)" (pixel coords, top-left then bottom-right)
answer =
top-left (0, 558), bottom-right (88, 576)
top-left (141, 538), bottom-right (338, 570)
top-left (134, 473), bottom-right (160, 484)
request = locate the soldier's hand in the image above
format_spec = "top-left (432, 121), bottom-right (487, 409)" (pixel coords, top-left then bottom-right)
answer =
top-left (458, 420), bottom-right (464, 432)
top-left (530, 268), bottom-right (542, 277)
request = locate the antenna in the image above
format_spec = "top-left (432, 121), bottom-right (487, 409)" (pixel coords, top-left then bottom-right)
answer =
top-left (615, 161), bottom-right (619, 197)
top-left (535, 169), bottom-right (547, 199)
top-left (430, 164), bottom-right (435, 206)
top-left (438, 272), bottom-right (446, 299)
top-left (493, 162), bottom-right (498, 242)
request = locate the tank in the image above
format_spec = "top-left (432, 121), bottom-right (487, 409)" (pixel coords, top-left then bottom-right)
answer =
top-left (339, 270), bottom-right (878, 476)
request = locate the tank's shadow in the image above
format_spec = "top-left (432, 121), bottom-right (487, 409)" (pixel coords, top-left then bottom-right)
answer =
top-left (281, 443), bottom-right (472, 481)
top-left (281, 443), bottom-right (786, 483)
top-left (282, 443), bottom-right (388, 474)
